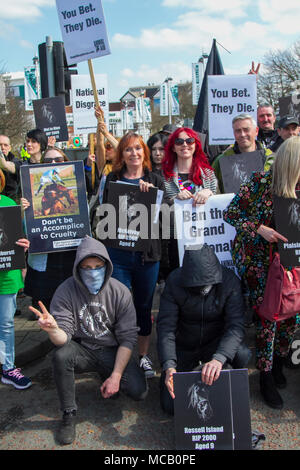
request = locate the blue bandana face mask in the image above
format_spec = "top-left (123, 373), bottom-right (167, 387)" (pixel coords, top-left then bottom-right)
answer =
top-left (79, 266), bottom-right (106, 295)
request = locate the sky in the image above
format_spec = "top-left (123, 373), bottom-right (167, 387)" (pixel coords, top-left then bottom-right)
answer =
top-left (0, 0), bottom-right (300, 102)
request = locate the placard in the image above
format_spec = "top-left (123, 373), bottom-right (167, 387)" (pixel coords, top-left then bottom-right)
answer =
top-left (174, 369), bottom-right (252, 450)
top-left (208, 74), bottom-right (257, 145)
top-left (219, 150), bottom-right (265, 194)
top-left (20, 161), bottom-right (91, 254)
top-left (71, 73), bottom-right (109, 134)
top-left (174, 195), bottom-right (236, 271)
top-left (0, 206), bottom-right (25, 271)
top-left (33, 96), bottom-right (69, 142)
top-left (99, 182), bottom-right (159, 252)
top-left (273, 192), bottom-right (300, 267)
top-left (55, 0), bottom-right (111, 65)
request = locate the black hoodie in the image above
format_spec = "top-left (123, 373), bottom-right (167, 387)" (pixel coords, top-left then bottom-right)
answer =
top-left (50, 236), bottom-right (138, 351)
top-left (157, 245), bottom-right (245, 370)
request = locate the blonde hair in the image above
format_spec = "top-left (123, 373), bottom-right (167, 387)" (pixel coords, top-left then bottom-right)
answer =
top-left (272, 136), bottom-right (300, 198)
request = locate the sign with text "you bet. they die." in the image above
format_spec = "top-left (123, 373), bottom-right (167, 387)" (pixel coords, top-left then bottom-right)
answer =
top-left (56, 0), bottom-right (111, 65)
top-left (208, 74), bottom-right (257, 146)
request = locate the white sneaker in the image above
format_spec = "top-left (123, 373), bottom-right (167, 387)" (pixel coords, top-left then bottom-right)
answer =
top-left (140, 355), bottom-right (155, 378)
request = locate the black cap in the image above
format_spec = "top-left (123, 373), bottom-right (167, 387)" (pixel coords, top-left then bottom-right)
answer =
top-left (278, 115), bottom-right (299, 129)
top-left (161, 124), bottom-right (179, 134)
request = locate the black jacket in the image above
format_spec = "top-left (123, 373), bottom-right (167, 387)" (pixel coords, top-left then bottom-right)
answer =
top-left (2, 152), bottom-right (21, 200)
top-left (92, 167), bottom-right (165, 262)
top-left (156, 245), bottom-right (245, 370)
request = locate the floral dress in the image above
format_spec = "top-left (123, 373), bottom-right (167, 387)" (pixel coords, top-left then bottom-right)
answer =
top-left (223, 170), bottom-right (300, 371)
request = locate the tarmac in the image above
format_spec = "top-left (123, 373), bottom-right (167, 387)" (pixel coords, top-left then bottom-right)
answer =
top-left (11, 288), bottom-right (300, 450)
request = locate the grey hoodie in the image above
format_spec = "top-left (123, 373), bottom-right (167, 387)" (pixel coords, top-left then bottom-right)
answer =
top-left (50, 236), bottom-right (138, 351)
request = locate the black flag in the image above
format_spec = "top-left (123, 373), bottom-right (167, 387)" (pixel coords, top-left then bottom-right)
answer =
top-left (193, 39), bottom-right (225, 162)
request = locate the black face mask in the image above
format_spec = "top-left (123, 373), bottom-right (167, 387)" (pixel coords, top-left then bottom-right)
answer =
top-left (187, 285), bottom-right (213, 296)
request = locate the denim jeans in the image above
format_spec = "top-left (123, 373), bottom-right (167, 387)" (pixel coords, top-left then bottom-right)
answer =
top-left (52, 340), bottom-right (148, 412)
top-left (108, 248), bottom-right (160, 336)
top-left (0, 294), bottom-right (17, 371)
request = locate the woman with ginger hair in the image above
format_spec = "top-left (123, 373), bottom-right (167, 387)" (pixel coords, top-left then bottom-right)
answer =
top-left (93, 132), bottom-right (165, 378)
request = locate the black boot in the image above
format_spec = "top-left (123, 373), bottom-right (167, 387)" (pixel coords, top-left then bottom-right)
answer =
top-left (260, 371), bottom-right (283, 410)
top-left (272, 355), bottom-right (287, 389)
top-left (57, 410), bottom-right (77, 445)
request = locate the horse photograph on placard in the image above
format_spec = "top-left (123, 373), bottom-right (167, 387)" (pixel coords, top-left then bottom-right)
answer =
top-left (29, 164), bottom-right (79, 218)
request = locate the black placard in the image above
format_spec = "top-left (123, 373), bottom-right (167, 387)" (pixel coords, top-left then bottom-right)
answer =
top-left (273, 192), bottom-right (300, 267)
top-left (20, 161), bottom-right (91, 254)
top-left (102, 182), bottom-right (158, 252)
top-left (219, 150), bottom-right (264, 194)
top-left (173, 369), bottom-right (252, 451)
top-left (0, 205), bottom-right (25, 271)
top-left (33, 96), bottom-right (69, 142)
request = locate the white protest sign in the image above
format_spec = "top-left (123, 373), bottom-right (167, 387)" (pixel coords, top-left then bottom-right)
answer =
top-left (174, 194), bottom-right (236, 270)
top-left (208, 74), bottom-right (257, 145)
top-left (71, 74), bottom-right (108, 134)
top-left (56, 0), bottom-right (111, 65)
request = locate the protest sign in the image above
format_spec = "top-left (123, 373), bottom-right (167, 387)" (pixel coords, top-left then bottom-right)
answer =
top-left (0, 206), bottom-right (25, 271)
top-left (273, 192), bottom-right (300, 267)
top-left (55, 0), bottom-right (111, 65)
top-left (98, 182), bottom-right (160, 252)
top-left (33, 96), bottom-right (69, 142)
top-left (71, 73), bottom-right (108, 134)
top-left (219, 150), bottom-right (265, 194)
top-left (20, 161), bottom-right (91, 254)
top-left (174, 369), bottom-right (252, 451)
top-left (174, 195), bottom-right (236, 270)
top-left (208, 74), bottom-right (257, 145)
top-left (279, 95), bottom-right (300, 123)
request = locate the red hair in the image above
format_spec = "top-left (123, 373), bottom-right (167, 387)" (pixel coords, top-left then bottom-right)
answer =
top-left (162, 127), bottom-right (213, 186)
top-left (113, 132), bottom-right (152, 174)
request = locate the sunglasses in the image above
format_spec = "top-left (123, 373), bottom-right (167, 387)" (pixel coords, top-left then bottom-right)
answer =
top-left (174, 137), bottom-right (195, 146)
top-left (105, 144), bottom-right (113, 150)
top-left (43, 157), bottom-right (64, 163)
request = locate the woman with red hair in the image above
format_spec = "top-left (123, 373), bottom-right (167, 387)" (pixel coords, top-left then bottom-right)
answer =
top-left (93, 132), bottom-right (165, 379)
top-left (162, 127), bottom-right (217, 271)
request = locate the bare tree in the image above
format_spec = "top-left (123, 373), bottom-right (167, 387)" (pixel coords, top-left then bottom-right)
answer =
top-left (0, 74), bottom-right (34, 153)
top-left (257, 40), bottom-right (300, 112)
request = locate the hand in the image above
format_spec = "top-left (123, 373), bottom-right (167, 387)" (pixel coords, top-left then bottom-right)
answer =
top-left (29, 301), bottom-right (59, 332)
top-left (249, 61), bottom-right (261, 75)
top-left (98, 121), bottom-right (109, 136)
top-left (95, 105), bottom-right (104, 122)
top-left (139, 180), bottom-right (154, 192)
top-left (176, 189), bottom-right (194, 200)
top-left (86, 153), bottom-right (96, 167)
top-left (48, 136), bottom-right (56, 148)
top-left (165, 368), bottom-right (176, 399)
top-left (257, 225), bottom-right (288, 243)
top-left (193, 189), bottom-right (213, 206)
top-left (201, 359), bottom-right (222, 386)
top-left (20, 198), bottom-right (30, 211)
top-left (15, 238), bottom-right (30, 252)
top-left (100, 373), bottom-right (121, 398)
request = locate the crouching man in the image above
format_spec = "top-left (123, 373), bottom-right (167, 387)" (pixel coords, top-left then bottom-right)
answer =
top-left (156, 244), bottom-right (251, 416)
top-left (30, 236), bottom-right (147, 445)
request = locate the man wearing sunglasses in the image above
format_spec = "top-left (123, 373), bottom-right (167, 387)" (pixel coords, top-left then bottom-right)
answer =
top-left (212, 113), bottom-right (274, 194)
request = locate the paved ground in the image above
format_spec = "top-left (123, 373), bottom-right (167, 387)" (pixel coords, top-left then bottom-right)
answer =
top-left (1, 289), bottom-right (300, 450)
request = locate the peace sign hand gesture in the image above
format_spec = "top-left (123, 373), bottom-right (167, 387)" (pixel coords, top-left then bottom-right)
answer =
top-left (29, 301), bottom-right (58, 332)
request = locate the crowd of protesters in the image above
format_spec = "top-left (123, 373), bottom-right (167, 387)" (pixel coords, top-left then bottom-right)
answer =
top-left (0, 95), bottom-right (300, 445)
